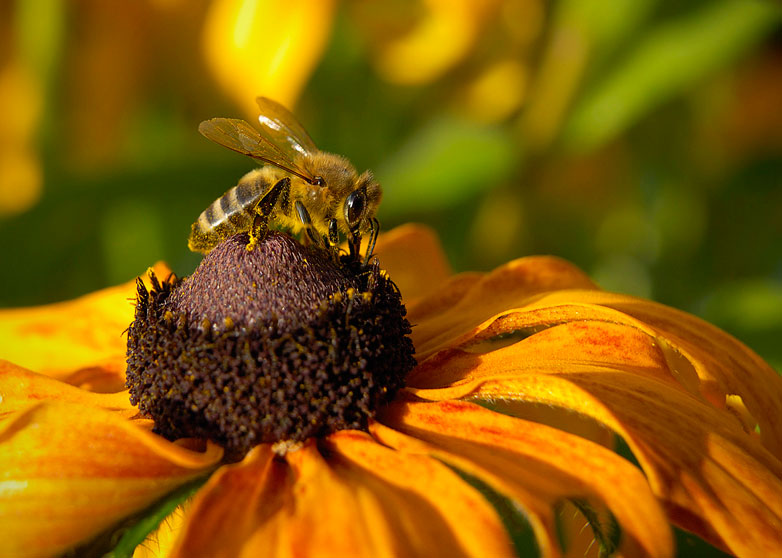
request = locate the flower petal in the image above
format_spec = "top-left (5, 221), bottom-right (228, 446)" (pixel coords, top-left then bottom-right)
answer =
top-left (407, 256), bottom-right (598, 360)
top-left (0, 360), bottom-right (134, 422)
top-left (374, 399), bottom-right (673, 558)
top-left (174, 433), bottom-right (515, 557)
top-left (406, 313), bottom-right (691, 390)
top-left (575, 290), bottom-right (782, 457)
top-left (411, 289), bottom-right (782, 458)
top-left (407, 317), bottom-right (782, 556)
top-left (170, 445), bottom-right (292, 558)
top-left (323, 430), bottom-right (514, 557)
top-left (374, 223), bottom-right (452, 304)
top-left (0, 401), bottom-right (221, 558)
top-left (0, 263), bottom-right (171, 381)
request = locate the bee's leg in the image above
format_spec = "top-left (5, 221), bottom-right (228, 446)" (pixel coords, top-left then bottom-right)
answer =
top-left (363, 217), bottom-right (380, 266)
top-left (348, 231), bottom-right (362, 262)
top-left (294, 201), bottom-right (321, 246)
top-left (327, 218), bottom-right (339, 248)
top-left (321, 218), bottom-right (340, 262)
top-left (248, 177), bottom-right (290, 251)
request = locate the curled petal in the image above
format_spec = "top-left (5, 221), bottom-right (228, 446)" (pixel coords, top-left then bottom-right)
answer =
top-left (175, 433), bottom-right (514, 557)
top-left (0, 263), bottom-right (170, 380)
top-left (407, 312), bottom-right (693, 390)
top-left (374, 224), bottom-right (452, 304)
top-left (0, 360), bottom-right (134, 423)
top-left (374, 399), bottom-right (673, 558)
top-left (572, 290), bottom-right (782, 457)
top-left (412, 291), bottom-right (782, 457)
top-left (323, 430), bottom-right (514, 557)
top-left (0, 401), bottom-right (222, 558)
top-left (57, 360), bottom-right (128, 392)
top-left (408, 318), bottom-right (782, 556)
top-left (407, 256), bottom-right (598, 359)
top-left (171, 445), bottom-right (292, 558)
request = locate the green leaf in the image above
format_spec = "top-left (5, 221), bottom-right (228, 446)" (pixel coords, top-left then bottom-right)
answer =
top-left (555, 0), bottom-right (659, 56)
top-left (563, 0), bottom-right (781, 151)
top-left (566, 499), bottom-right (620, 557)
top-left (376, 117), bottom-right (517, 217)
top-left (446, 464), bottom-right (540, 558)
top-left (103, 476), bottom-right (208, 558)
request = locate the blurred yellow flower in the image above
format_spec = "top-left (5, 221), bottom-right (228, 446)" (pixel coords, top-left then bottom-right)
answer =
top-left (0, 20), bottom-right (44, 216)
top-left (352, 0), bottom-right (543, 123)
top-left (202, 0), bottom-right (337, 119)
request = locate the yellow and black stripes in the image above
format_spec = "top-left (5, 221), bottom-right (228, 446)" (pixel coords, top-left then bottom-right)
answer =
top-left (188, 174), bottom-right (266, 253)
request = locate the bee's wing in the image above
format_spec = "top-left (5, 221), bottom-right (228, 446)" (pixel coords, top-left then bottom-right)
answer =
top-left (198, 118), bottom-right (316, 183)
top-left (255, 97), bottom-right (319, 158)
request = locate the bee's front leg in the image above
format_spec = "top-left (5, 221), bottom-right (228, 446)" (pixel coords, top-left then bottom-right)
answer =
top-left (322, 218), bottom-right (341, 262)
top-left (327, 219), bottom-right (339, 248)
top-left (294, 201), bottom-right (321, 247)
top-left (348, 232), bottom-right (362, 263)
top-left (248, 177), bottom-right (290, 251)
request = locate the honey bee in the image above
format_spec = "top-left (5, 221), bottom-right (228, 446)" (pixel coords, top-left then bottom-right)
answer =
top-left (189, 97), bottom-right (382, 262)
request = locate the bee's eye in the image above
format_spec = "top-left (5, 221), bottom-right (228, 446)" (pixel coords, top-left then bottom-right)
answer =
top-left (344, 191), bottom-right (366, 229)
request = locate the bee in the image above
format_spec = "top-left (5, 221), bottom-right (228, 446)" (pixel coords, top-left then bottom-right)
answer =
top-left (189, 97), bottom-right (382, 262)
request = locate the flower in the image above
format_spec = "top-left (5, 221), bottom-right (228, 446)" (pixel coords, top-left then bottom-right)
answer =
top-left (351, 0), bottom-right (541, 123)
top-left (202, 0), bottom-right (337, 119)
top-left (1, 224), bottom-right (781, 557)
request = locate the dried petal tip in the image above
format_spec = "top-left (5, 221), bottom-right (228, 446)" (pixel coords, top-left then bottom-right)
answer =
top-left (126, 232), bottom-right (416, 460)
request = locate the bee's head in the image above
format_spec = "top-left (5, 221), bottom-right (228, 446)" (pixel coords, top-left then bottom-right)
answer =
top-left (344, 171), bottom-right (381, 236)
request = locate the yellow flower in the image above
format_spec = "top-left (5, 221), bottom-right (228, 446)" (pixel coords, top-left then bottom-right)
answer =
top-left (351, 0), bottom-right (541, 123)
top-left (202, 0), bottom-right (337, 118)
top-left (1, 225), bottom-right (781, 557)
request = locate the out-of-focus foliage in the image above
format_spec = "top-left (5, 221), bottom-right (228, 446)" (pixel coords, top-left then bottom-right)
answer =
top-left (1, 0), bottom-right (781, 378)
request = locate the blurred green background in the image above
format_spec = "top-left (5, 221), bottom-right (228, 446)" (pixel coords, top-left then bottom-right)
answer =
top-left (1, 0), bottom-right (781, 372)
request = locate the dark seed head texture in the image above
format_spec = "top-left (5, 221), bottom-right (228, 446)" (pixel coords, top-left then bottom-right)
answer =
top-left (125, 232), bottom-right (416, 460)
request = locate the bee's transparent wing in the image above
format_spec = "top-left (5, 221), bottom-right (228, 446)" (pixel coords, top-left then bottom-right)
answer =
top-left (255, 97), bottom-right (319, 158)
top-left (198, 118), bottom-right (316, 183)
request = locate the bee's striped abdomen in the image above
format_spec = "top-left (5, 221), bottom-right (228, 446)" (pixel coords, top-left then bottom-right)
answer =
top-left (199, 181), bottom-right (255, 229)
top-left (188, 172), bottom-right (267, 253)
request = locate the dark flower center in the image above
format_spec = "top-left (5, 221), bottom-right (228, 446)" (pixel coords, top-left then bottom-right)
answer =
top-left (125, 232), bottom-right (416, 460)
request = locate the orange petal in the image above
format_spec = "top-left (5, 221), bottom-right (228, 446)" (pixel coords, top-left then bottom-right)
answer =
top-left (322, 430), bottom-right (514, 557)
top-left (407, 256), bottom-right (598, 360)
top-left (174, 433), bottom-right (514, 557)
top-left (171, 445), bottom-right (292, 558)
top-left (0, 401), bottom-right (222, 558)
top-left (58, 360), bottom-right (128, 393)
top-left (373, 223), bottom-right (453, 304)
top-left (0, 360), bottom-right (135, 422)
top-left (411, 292), bottom-right (782, 458)
top-left (0, 263), bottom-right (171, 381)
top-left (570, 289), bottom-right (782, 457)
top-left (374, 399), bottom-right (673, 558)
top-left (407, 315), bottom-right (692, 390)
top-left (407, 323), bottom-right (782, 556)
